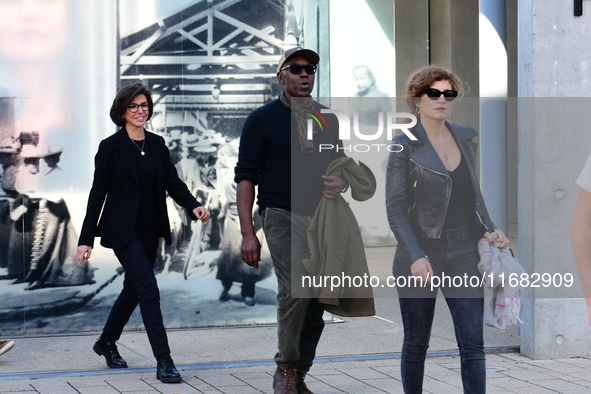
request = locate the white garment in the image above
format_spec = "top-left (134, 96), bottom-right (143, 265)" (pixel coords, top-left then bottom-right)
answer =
top-left (477, 236), bottom-right (526, 329)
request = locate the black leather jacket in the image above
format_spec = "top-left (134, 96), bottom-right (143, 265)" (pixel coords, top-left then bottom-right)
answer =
top-left (386, 121), bottom-right (495, 267)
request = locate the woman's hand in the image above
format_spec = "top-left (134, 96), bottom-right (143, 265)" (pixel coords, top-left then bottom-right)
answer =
top-left (484, 229), bottom-right (510, 249)
top-left (76, 245), bottom-right (92, 265)
top-left (410, 257), bottom-right (433, 283)
top-left (193, 206), bottom-right (210, 223)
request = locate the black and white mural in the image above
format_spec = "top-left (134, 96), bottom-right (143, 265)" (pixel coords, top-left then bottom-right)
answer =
top-left (0, 0), bottom-right (325, 336)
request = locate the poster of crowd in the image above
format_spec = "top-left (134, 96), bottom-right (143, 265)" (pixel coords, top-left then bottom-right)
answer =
top-left (0, 0), bottom-right (326, 336)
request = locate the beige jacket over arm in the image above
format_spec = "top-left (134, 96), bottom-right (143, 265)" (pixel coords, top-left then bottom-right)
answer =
top-left (303, 157), bottom-right (376, 317)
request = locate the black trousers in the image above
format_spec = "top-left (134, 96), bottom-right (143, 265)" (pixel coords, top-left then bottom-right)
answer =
top-left (102, 231), bottom-right (169, 357)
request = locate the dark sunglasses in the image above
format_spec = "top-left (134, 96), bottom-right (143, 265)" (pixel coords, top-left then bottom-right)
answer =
top-left (280, 64), bottom-right (317, 75)
top-left (422, 88), bottom-right (458, 101)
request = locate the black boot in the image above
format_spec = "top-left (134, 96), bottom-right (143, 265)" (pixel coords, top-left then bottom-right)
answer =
top-left (93, 336), bottom-right (128, 369)
top-left (156, 353), bottom-right (182, 383)
top-left (219, 287), bottom-right (231, 301)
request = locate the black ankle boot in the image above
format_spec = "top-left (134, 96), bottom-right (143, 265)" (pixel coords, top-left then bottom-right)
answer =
top-left (156, 353), bottom-right (182, 383)
top-left (93, 336), bottom-right (128, 369)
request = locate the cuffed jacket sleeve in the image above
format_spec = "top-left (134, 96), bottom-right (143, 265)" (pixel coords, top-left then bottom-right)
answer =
top-left (78, 139), bottom-right (115, 248)
top-left (458, 128), bottom-right (495, 237)
top-left (386, 134), bottom-right (427, 268)
top-left (475, 198), bottom-right (493, 237)
top-left (158, 135), bottom-right (201, 219)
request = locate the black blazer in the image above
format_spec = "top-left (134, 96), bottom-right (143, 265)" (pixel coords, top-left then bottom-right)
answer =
top-left (78, 128), bottom-right (200, 250)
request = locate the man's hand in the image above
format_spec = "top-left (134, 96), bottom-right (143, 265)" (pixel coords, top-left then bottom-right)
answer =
top-left (76, 245), bottom-right (92, 265)
top-left (322, 175), bottom-right (347, 199)
top-left (241, 232), bottom-right (261, 270)
top-left (193, 206), bottom-right (210, 223)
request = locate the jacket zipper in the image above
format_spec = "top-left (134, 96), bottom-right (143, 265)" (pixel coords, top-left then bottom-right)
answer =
top-left (410, 180), bottom-right (418, 213)
top-left (410, 159), bottom-right (452, 238)
top-left (475, 207), bottom-right (490, 232)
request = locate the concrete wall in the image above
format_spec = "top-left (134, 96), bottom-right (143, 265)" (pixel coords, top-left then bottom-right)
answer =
top-left (395, 0), bottom-right (480, 130)
top-left (507, 0), bottom-right (519, 228)
top-left (394, 0), bottom-right (429, 98)
top-left (518, 0), bottom-right (591, 358)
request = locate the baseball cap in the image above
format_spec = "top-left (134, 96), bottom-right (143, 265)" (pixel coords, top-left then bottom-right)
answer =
top-left (277, 47), bottom-right (320, 73)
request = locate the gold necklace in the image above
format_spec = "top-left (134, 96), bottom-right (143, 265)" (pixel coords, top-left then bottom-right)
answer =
top-left (131, 138), bottom-right (146, 155)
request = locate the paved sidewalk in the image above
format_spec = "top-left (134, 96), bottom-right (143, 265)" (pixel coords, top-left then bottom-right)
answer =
top-left (2, 242), bottom-right (589, 393)
top-left (0, 306), bottom-right (586, 394)
top-left (2, 351), bottom-right (591, 393)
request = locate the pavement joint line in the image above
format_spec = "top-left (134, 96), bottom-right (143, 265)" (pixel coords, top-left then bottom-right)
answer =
top-left (0, 347), bottom-right (520, 381)
top-left (117, 342), bottom-right (156, 363)
top-left (233, 372), bottom-right (267, 393)
top-left (372, 315), bottom-right (400, 325)
top-left (311, 374), bottom-right (352, 394)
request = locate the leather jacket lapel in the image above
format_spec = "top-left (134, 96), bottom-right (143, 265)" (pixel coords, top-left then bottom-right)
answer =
top-left (450, 123), bottom-right (495, 232)
top-left (448, 122), bottom-right (478, 166)
top-left (408, 121), bottom-right (449, 176)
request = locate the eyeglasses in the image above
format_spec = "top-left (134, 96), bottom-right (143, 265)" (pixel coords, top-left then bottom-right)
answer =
top-left (422, 88), bottom-right (458, 101)
top-left (127, 102), bottom-right (149, 113)
top-left (280, 64), bottom-right (317, 75)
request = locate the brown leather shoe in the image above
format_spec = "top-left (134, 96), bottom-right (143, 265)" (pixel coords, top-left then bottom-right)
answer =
top-left (296, 373), bottom-right (314, 394)
top-left (273, 365), bottom-right (298, 394)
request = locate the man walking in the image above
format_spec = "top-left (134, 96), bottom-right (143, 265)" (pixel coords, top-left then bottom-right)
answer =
top-left (235, 47), bottom-right (347, 394)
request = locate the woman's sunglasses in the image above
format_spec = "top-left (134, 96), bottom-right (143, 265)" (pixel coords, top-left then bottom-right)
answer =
top-left (422, 88), bottom-right (458, 102)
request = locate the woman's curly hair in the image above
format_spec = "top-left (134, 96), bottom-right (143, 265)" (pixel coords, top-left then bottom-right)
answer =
top-left (404, 65), bottom-right (464, 117)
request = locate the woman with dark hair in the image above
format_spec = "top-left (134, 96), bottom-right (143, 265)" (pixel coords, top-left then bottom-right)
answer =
top-left (386, 66), bottom-right (509, 393)
top-left (76, 82), bottom-right (209, 383)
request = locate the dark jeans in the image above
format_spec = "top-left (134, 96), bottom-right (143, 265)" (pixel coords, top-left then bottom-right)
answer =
top-left (261, 207), bottom-right (325, 376)
top-left (102, 231), bottom-right (170, 357)
top-left (397, 224), bottom-right (485, 394)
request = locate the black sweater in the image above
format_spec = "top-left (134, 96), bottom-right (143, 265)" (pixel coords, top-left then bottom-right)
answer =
top-left (234, 99), bottom-right (345, 216)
